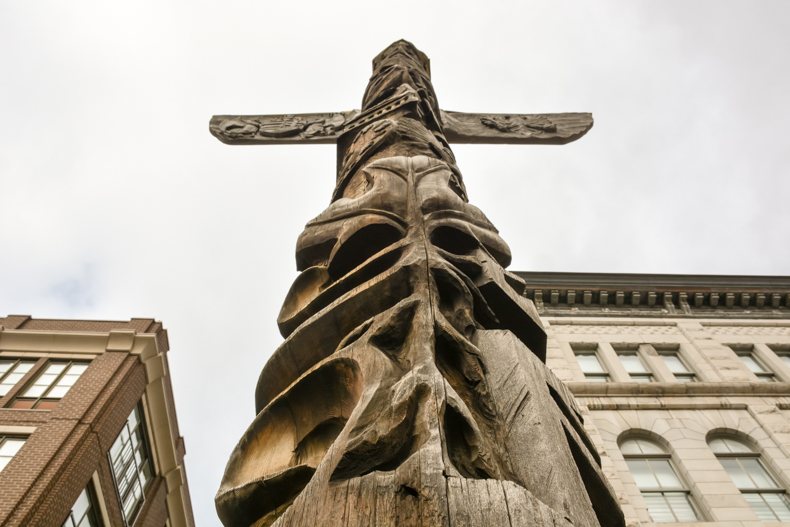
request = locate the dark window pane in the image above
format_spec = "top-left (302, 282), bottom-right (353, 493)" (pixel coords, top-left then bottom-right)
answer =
top-left (109, 405), bottom-right (152, 525)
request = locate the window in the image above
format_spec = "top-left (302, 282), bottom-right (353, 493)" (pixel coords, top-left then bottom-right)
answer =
top-left (109, 404), bottom-right (153, 525)
top-left (620, 437), bottom-right (699, 522)
top-left (617, 349), bottom-right (654, 382)
top-left (12, 361), bottom-right (89, 409)
top-left (63, 483), bottom-right (104, 527)
top-left (710, 436), bottom-right (790, 521)
top-left (769, 346), bottom-right (790, 369)
top-left (573, 345), bottom-right (609, 382)
top-left (735, 351), bottom-right (776, 382)
top-left (659, 351), bottom-right (696, 383)
top-left (0, 435), bottom-right (26, 472)
top-left (0, 359), bottom-right (36, 397)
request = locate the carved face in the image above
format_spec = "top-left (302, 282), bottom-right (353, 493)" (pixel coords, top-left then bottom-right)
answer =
top-left (215, 39), bottom-right (621, 527)
top-left (215, 156), bottom-right (596, 526)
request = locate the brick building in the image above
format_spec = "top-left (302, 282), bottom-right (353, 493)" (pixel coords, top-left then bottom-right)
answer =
top-left (0, 316), bottom-right (194, 527)
top-left (520, 272), bottom-right (790, 524)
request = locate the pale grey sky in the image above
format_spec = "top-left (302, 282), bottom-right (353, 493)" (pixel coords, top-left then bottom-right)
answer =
top-left (1, 1), bottom-right (789, 524)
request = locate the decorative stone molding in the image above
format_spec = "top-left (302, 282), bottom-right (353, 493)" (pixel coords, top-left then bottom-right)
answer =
top-left (518, 272), bottom-right (790, 318)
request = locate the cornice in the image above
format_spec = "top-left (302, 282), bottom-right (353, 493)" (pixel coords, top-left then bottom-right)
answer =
top-left (515, 271), bottom-right (790, 318)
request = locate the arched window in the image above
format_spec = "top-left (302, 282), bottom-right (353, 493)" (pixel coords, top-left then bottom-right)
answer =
top-left (620, 437), bottom-right (699, 522)
top-left (709, 436), bottom-right (790, 521)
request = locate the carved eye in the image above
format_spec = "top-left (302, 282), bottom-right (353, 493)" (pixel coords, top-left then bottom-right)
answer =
top-left (328, 222), bottom-right (403, 280)
top-left (430, 226), bottom-right (479, 255)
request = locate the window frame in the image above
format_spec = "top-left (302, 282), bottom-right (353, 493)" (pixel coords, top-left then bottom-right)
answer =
top-left (0, 434), bottom-right (27, 473)
top-left (657, 349), bottom-right (697, 383)
top-left (62, 481), bottom-right (104, 527)
top-left (620, 436), bottom-right (700, 523)
top-left (734, 350), bottom-right (776, 382)
top-left (108, 403), bottom-right (155, 526)
top-left (0, 358), bottom-right (38, 397)
top-left (768, 345), bottom-right (790, 371)
top-left (572, 344), bottom-right (610, 382)
top-left (615, 347), bottom-right (655, 383)
top-left (710, 436), bottom-right (790, 522)
top-left (11, 360), bottom-right (90, 409)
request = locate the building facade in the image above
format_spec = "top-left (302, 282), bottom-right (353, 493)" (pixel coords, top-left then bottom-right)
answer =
top-left (5, 271), bottom-right (788, 527)
top-left (0, 316), bottom-right (194, 527)
top-left (520, 272), bottom-right (790, 525)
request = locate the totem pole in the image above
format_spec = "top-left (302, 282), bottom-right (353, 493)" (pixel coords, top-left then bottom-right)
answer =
top-left (213, 41), bottom-right (625, 527)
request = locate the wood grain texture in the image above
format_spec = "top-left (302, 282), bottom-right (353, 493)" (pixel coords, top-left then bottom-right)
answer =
top-left (214, 40), bottom-right (623, 527)
top-left (442, 110), bottom-right (593, 145)
top-left (210, 109), bottom-right (592, 146)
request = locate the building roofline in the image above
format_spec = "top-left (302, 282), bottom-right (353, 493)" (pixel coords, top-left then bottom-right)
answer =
top-left (513, 272), bottom-right (790, 317)
top-left (0, 315), bottom-right (162, 332)
top-left (0, 316), bottom-right (169, 352)
top-left (515, 272), bottom-right (790, 291)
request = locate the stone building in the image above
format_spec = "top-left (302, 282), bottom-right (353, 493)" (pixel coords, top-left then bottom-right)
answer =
top-left (520, 272), bottom-right (790, 525)
top-left (0, 316), bottom-right (194, 527)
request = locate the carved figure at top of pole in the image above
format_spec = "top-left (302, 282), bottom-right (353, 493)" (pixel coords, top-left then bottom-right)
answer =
top-left (213, 40), bottom-right (624, 527)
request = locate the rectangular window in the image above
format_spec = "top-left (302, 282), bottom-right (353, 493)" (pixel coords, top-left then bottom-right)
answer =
top-left (63, 483), bottom-right (104, 527)
top-left (618, 350), bottom-right (654, 382)
top-left (769, 346), bottom-right (790, 370)
top-left (0, 359), bottom-right (37, 397)
top-left (109, 404), bottom-right (153, 526)
top-left (659, 351), bottom-right (696, 383)
top-left (12, 361), bottom-right (89, 409)
top-left (0, 435), bottom-right (26, 472)
top-left (736, 351), bottom-right (775, 382)
top-left (573, 345), bottom-right (609, 382)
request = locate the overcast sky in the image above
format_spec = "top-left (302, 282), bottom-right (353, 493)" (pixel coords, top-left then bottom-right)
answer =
top-left (2, 1), bottom-right (789, 524)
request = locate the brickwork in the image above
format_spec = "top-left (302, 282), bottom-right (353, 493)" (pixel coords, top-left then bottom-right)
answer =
top-left (0, 316), bottom-right (159, 333)
top-left (0, 318), bottom-right (194, 527)
top-left (139, 477), bottom-right (170, 527)
top-left (17, 425), bottom-right (102, 526)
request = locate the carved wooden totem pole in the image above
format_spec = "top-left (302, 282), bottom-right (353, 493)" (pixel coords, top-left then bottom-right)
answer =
top-left (212, 41), bottom-right (625, 527)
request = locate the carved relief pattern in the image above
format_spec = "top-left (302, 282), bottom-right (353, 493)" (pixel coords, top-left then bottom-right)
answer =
top-left (441, 110), bottom-right (594, 145)
top-left (215, 41), bottom-right (623, 527)
top-left (550, 324), bottom-right (680, 335)
top-left (702, 325), bottom-right (790, 336)
top-left (210, 111), bottom-right (358, 144)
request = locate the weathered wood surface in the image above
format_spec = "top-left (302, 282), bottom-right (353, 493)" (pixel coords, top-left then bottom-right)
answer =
top-left (210, 111), bottom-right (358, 145)
top-left (211, 109), bottom-right (592, 146)
top-left (215, 40), bottom-right (624, 527)
top-left (442, 110), bottom-right (593, 145)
